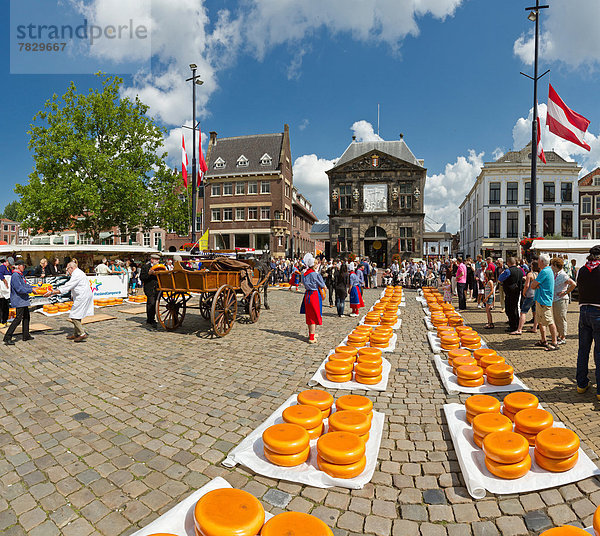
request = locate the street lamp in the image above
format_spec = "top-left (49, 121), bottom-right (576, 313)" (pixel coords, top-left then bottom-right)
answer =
top-left (186, 64), bottom-right (204, 243)
top-left (521, 2), bottom-right (549, 238)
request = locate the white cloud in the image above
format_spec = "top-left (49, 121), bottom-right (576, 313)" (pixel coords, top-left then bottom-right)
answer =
top-left (424, 150), bottom-right (484, 232)
top-left (287, 47), bottom-right (309, 80)
top-left (298, 119), bottom-right (310, 131)
top-left (513, 0), bottom-right (600, 68)
top-left (351, 120), bottom-right (383, 142)
top-left (293, 154), bottom-right (337, 220)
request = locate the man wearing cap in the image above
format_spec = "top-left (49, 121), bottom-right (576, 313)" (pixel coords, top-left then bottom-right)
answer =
top-left (0, 257), bottom-right (13, 328)
top-left (3, 258), bottom-right (34, 345)
top-left (139, 253), bottom-right (161, 327)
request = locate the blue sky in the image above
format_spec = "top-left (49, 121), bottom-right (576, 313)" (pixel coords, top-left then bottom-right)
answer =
top-left (2, 0), bottom-right (600, 231)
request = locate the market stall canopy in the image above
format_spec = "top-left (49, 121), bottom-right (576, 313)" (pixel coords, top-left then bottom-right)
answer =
top-left (0, 244), bottom-right (160, 255)
top-left (531, 240), bottom-right (600, 254)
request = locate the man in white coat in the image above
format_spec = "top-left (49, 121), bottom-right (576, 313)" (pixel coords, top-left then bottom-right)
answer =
top-left (45, 261), bottom-right (94, 342)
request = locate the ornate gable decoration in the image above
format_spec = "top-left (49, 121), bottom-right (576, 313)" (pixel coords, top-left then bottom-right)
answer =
top-left (340, 152), bottom-right (419, 173)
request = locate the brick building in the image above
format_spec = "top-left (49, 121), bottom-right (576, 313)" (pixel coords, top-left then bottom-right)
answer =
top-left (291, 188), bottom-right (318, 258)
top-left (578, 167), bottom-right (600, 239)
top-left (0, 219), bottom-right (24, 245)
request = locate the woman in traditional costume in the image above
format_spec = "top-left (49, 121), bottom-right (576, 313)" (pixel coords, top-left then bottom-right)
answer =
top-left (300, 253), bottom-right (326, 343)
top-left (348, 262), bottom-right (364, 317)
top-left (289, 264), bottom-right (301, 291)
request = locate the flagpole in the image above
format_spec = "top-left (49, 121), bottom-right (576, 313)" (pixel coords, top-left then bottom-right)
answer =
top-left (187, 65), bottom-right (204, 244)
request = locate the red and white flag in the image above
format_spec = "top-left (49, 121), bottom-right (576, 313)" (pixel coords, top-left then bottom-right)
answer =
top-left (197, 126), bottom-right (208, 185)
top-left (181, 134), bottom-right (189, 187)
top-left (536, 113), bottom-right (546, 164)
top-left (547, 84), bottom-right (591, 151)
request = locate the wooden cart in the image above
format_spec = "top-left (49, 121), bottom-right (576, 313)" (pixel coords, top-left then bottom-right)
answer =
top-left (154, 259), bottom-right (270, 336)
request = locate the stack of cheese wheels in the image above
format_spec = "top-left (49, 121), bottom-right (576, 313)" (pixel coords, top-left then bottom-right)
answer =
top-left (262, 423), bottom-right (310, 466)
top-left (448, 315), bottom-right (464, 327)
top-left (369, 329), bottom-right (391, 349)
top-left (455, 325), bottom-right (474, 337)
top-left (325, 359), bottom-right (353, 383)
top-left (502, 392), bottom-right (539, 422)
top-left (43, 304), bottom-right (59, 314)
top-left (316, 431), bottom-right (366, 479)
top-left (372, 326), bottom-right (393, 338)
top-left (539, 528), bottom-right (591, 536)
top-left (355, 359), bottom-right (383, 385)
top-left (194, 487), bottom-right (265, 536)
top-left (534, 427), bottom-right (580, 472)
top-left (486, 363), bottom-right (514, 386)
top-left (328, 352), bottom-right (355, 369)
top-left (364, 312), bottom-right (381, 326)
top-left (472, 412), bottom-right (512, 448)
top-left (440, 334), bottom-right (460, 351)
top-left (447, 349), bottom-right (471, 368)
top-left (430, 314), bottom-right (448, 327)
top-left (384, 304), bottom-right (398, 314)
top-left (115, 297), bottom-right (124, 304)
top-left (437, 326), bottom-right (456, 338)
top-left (479, 353), bottom-right (505, 372)
top-left (379, 312), bottom-right (397, 327)
top-left (451, 355), bottom-right (476, 375)
top-left (260, 512), bottom-right (334, 536)
top-left (465, 394), bottom-right (501, 424)
top-left (297, 389), bottom-right (334, 419)
top-left (346, 332), bottom-right (369, 349)
top-left (335, 345), bottom-right (358, 360)
top-left (328, 410), bottom-right (371, 442)
top-left (514, 408), bottom-right (553, 446)
top-left (461, 333), bottom-right (482, 350)
top-left (57, 303), bottom-right (70, 312)
top-left (482, 431), bottom-right (531, 479)
top-left (353, 325), bottom-right (373, 336)
top-left (358, 347), bottom-right (382, 365)
top-left (336, 394), bottom-right (373, 425)
top-left (283, 404), bottom-right (324, 440)
top-left (456, 365), bottom-right (484, 387)
top-left (474, 348), bottom-right (497, 366)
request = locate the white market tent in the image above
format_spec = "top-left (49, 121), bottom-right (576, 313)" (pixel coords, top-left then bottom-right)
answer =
top-left (531, 239), bottom-right (600, 254)
top-left (0, 244), bottom-right (159, 256)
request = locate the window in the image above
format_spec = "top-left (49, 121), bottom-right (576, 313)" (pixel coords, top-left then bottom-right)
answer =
top-left (543, 182), bottom-right (555, 202)
top-left (506, 182), bottom-right (518, 205)
top-left (399, 227), bottom-right (414, 252)
top-left (595, 220), bottom-right (600, 239)
top-left (595, 196), bottom-right (600, 215)
top-left (582, 220), bottom-right (593, 239)
top-left (525, 182), bottom-right (530, 204)
top-left (489, 212), bottom-right (500, 238)
top-left (285, 184), bottom-right (290, 197)
top-left (211, 208), bottom-right (220, 222)
top-left (339, 228), bottom-right (353, 252)
top-left (235, 234), bottom-right (250, 249)
top-left (525, 212), bottom-right (530, 236)
top-left (261, 181), bottom-right (271, 194)
top-left (260, 207), bottom-right (271, 220)
top-left (11, 226), bottom-right (15, 232)
top-left (2, 225), bottom-right (7, 231)
top-left (214, 157), bottom-right (226, 169)
top-left (223, 183), bottom-right (233, 196)
top-left (237, 155), bottom-right (248, 167)
top-left (248, 181), bottom-right (258, 195)
top-left (543, 210), bottom-right (555, 236)
top-left (507, 212), bottom-right (519, 238)
top-left (398, 183), bottom-right (412, 209)
top-left (582, 196), bottom-right (592, 214)
top-left (196, 216), bottom-right (202, 232)
top-left (285, 208), bottom-right (290, 222)
top-left (235, 208), bottom-right (245, 221)
top-left (143, 232), bottom-right (150, 246)
top-left (222, 208), bottom-right (233, 221)
top-left (489, 183), bottom-right (500, 205)
top-left (561, 182), bottom-right (572, 202)
top-left (235, 182), bottom-right (245, 195)
top-left (594, 176), bottom-right (600, 187)
top-left (211, 184), bottom-right (221, 196)
top-left (561, 211), bottom-right (573, 237)
top-left (256, 234), bottom-right (270, 250)
top-left (153, 232), bottom-right (161, 248)
top-left (260, 153), bottom-right (272, 166)
top-left (340, 185), bottom-right (352, 210)
top-left (248, 207), bottom-right (258, 220)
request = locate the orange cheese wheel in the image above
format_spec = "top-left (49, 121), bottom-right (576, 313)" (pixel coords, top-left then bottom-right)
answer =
top-left (440, 335), bottom-right (459, 344)
top-left (485, 454), bottom-right (531, 479)
top-left (57, 304), bottom-right (70, 311)
top-left (363, 319), bottom-right (380, 326)
top-left (473, 432), bottom-right (484, 448)
top-left (456, 365), bottom-right (484, 380)
top-left (317, 431), bottom-right (365, 464)
top-left (335, 346), bottom-right (358, 357)
top-left (327, 353), bottom-right (355, 366)
top-left (316, 454), bottom-right (366, 479)
top-left (372, 327), bottom-right (393, 337)
top-left (264, 445), bottom-right (310, 466)
top-left (452, 355), bottom-right (476, 368)
top-left (488, 376), bottom-right (513, 386)
top-left (486, 363), bottom-right (514, 379)
top-left (437, 326), bottom-right (456, 336)
top-left (260, 512), bottom-right (334, 536)
top-left (463, 341), bottom-right (482, 350)
top-left (325, 361), bottom-right (353, 375)
top-left (480, 354), bottom-right (505, 369)
top-left (282, 405), bottom-right (323, 430)
top-left (593, 504), bottom-right (600, 536)
top-left (355, 373), bottom-right (383, 385)
top-left (307, 423), bottom-right (325, 440)
top-left (460, 334), bottom-right (481, 344)
top-left (534, 449), bottom-right (579, 472)
top-left (535, 428), bottom-right (580, 459)
top-left (355, 363), bottom-right (383, 377)
top-left (503, 392), bottom-right (539, 415)
top-left (262, 423), bottom-right (310, 455)
top-left (326, 372), bottom-right (353, 383)
top-left (466, 395), bottom-right (501, 416)
top-left (336, 395), bottom-right (373, 415)
top-left (328, 410), bottom-right (370, 436)
top-left (358, 347), bottom-right (382, 359)
top-left (514, 428), bottom-right (537, 446)
top-left (455, 325), bottom-right (475, 335)
top-left (194, 488), bottom-right (265, 536)
top-left (483, 431), bottom-right (529, 464)
top-left (502, 407), bottom-right (517, 422)
top-left (353, 325), bottom-right (373, 333)
top-left (457, 377), bottom-right (484, 387)
top-left (356, 354), bottom-right (382, 366)
top-left (448, 317), bottom-right (463, 327)
top-left (321, 408), bottom-right (331, 419)
top-left (474, 348), bottom-right (497, 362)
top-left (473, 413), bottom-right (512, 437)
top-left (447, 349), bottom-right (471, 365)
top-left (347, 340), bottom-right (368, 349)
top-left (513, 409), bottom-right (553, 434)
top-left (370, 341), bottom-right (389, 349)
top-left (539, 527), bottom-right (591, 536)
top-left (297, 390), bottom-right (334, 411)
top-left (347, 334), bottom-right (368, 344)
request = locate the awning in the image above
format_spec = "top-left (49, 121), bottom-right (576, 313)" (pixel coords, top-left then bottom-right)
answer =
top-left (531, 239), bottom-right (600, 254)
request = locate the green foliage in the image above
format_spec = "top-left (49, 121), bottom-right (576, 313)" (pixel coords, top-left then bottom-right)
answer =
top-left (16, 73), bottom-right (187, 240)
top-left (1, 200), bottom-right (21, 222)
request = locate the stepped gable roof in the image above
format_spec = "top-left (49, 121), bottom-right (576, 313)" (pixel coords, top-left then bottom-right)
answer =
top-left (494, 142), bottom-right (569, 164)
top-left (335, 139), bottom-right (423, 168)
top-left (206, 133), bottom-right (283, 176)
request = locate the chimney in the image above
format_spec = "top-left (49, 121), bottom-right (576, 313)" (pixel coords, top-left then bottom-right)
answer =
top-left (399, 133), bottom-right (404, 140)
top-left (352, 135), bottom-right (356, 142)
top-left (209, 131), bottom-right (217, 146)
top-left (284, 123), bottom-right (289, 134)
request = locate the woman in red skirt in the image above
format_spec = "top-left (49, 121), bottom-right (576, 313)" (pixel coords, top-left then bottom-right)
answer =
top-left (300, 253), bottom-right (326, 343)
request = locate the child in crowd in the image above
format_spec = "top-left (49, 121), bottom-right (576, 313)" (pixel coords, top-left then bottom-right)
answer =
top-left (442, 279), bottom-right (452, 304)
top-left (484, 269), bottom-right (495, 329)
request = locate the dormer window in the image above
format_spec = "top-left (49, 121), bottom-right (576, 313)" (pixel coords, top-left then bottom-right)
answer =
top-left (214, 157), bottom-right (225, 169)
top-left (237, 155), bottom-right (249, 167)
top-left (260, 153), bottom-right (272, 166)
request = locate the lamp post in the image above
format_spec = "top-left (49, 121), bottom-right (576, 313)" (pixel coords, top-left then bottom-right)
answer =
top-left (186, 64), bottom-right (204, 243)
top-left (522, 1), bottom-right (549, 238)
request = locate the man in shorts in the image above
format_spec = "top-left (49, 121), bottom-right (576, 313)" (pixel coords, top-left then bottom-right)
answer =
top-left (530, 254), bottom-right (558, 350)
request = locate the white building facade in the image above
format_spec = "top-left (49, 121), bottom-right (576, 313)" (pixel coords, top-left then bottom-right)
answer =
top-left (459, 145), bottom-right (580, 260)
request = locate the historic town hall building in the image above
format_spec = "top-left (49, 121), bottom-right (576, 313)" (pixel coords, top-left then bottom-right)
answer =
top-left (326, 136), bottom-right (426, 264)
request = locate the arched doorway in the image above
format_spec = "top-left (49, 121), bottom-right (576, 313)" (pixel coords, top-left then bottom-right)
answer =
top-left (364, 226), bottom-right (388, 267)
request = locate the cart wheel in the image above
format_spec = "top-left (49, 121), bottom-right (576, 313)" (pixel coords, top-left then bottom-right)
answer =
top-left (199, 292), bottom-right (212, 320)
top-left (211, 285), bottom-right (238, 337)
top-left (156, 291), bottom-right (186, 331)
top-left (248, 290), bottom-right (261, 323)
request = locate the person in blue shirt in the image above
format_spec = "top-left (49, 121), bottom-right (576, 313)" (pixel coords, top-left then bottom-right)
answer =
top-left (299, 253), bottom-right (326, 343)
top-left (3, 258), bottom-right (34, 345)
top-left (348, 262), bottom-right (365, 317)
top-left (0, 257), bottom-right (13, 327)
top-left (530, 254), bottom-right (558, 350)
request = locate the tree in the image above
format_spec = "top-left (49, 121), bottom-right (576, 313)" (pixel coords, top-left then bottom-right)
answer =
top-left (16, 74), bottom-right (186, 240)
top-left (1, 201), bottom-right (21, 222)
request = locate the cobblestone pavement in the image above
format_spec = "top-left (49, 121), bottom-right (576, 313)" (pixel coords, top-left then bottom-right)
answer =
top-left (0, 288), bottom-right (599, 536)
